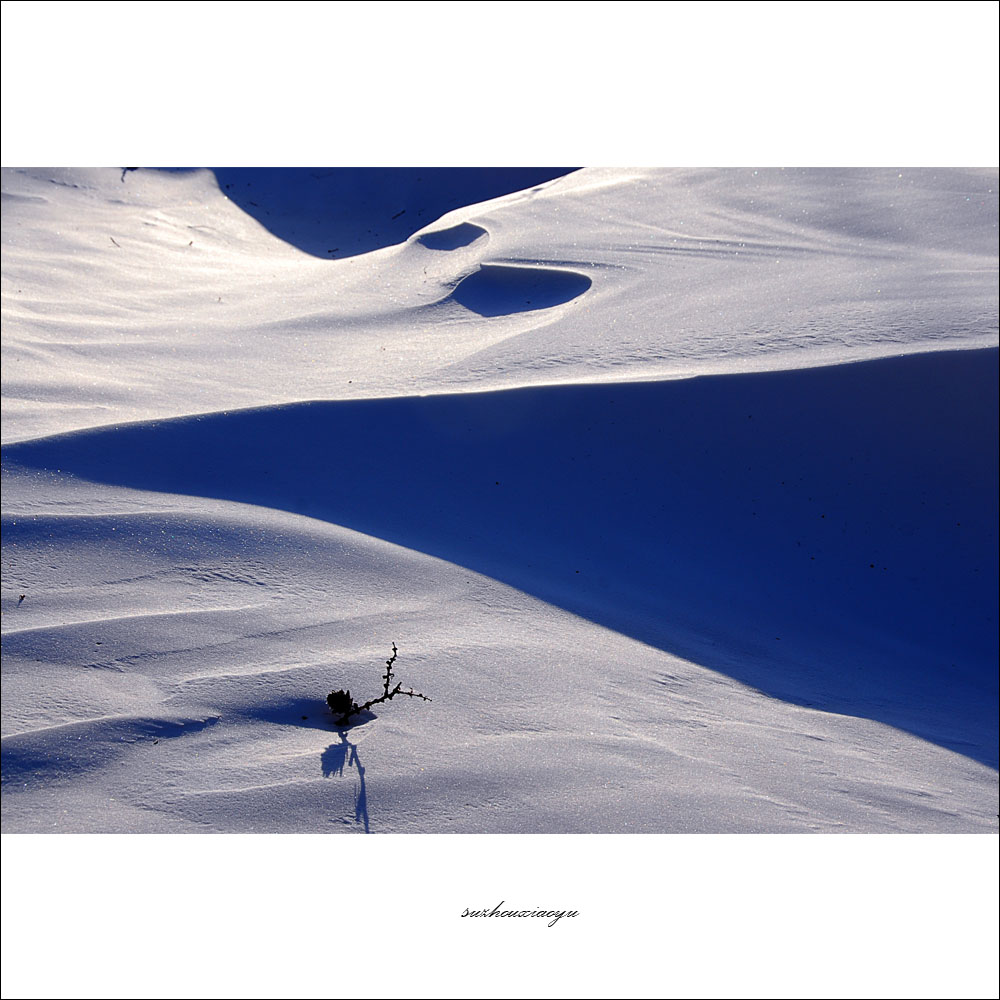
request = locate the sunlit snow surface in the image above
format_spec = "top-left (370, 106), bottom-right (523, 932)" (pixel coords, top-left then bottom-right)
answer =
top-left (2, 167), bottom-right (997, 832)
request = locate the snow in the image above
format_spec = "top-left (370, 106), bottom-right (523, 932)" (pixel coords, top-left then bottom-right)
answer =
top-left (4, 166), bottom-right (996, 443)
top-left (3, 165), bottom-right (996, 838)
top-left (2, 10), bottom-right (998, 992)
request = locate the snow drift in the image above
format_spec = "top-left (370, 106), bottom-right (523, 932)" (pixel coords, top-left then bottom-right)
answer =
top-left (2, 166), bottom-right (997, 833)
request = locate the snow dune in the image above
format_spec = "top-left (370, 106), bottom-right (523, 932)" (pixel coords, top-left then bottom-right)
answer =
top-left (2, 166), bottom-right (997, 832)
top-left (4, 166), bottom-right (995, 441)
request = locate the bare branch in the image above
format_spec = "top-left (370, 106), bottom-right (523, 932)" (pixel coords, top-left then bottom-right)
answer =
top-left (327, 643), bottom-right (430, 725)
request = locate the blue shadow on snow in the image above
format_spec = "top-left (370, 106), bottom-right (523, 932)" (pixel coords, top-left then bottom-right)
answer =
top-left (210, 168), bottom-right (577, 258)
top-left (5, 349), bottom-right (997, 767)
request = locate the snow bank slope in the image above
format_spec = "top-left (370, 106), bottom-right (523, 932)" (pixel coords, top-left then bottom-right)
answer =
top-left (3, 470), bottom-right (995, 833)
top-left (3, 167), bottom-right (996, 441)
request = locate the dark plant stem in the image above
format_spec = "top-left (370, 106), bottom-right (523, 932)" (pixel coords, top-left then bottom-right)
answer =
top-left (330, 643), bottom-right (430, 725)
top-left (382, 642), bottom-right (397, 697)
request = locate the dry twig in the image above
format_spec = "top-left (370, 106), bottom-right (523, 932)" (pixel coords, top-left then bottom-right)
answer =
top-left (327, 643), bottom-right (430, 725)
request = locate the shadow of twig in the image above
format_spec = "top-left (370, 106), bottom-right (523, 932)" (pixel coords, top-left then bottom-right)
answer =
top-left (321, 731), bottom-right (369, 833)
